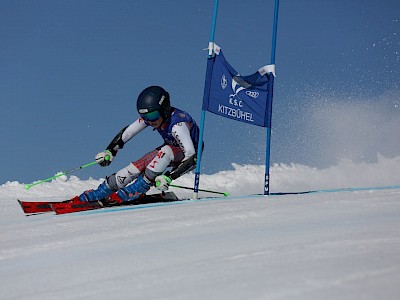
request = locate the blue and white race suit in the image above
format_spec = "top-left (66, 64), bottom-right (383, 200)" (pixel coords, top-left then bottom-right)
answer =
top-left (107, 107), bottom-right (201, 189)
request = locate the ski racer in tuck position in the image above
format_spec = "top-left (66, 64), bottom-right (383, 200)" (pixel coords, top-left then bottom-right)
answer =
top-left (75, 86), bottom-right (201, 203)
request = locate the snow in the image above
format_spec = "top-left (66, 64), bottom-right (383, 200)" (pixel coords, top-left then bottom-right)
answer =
top-left (1, 157), bottom-right (400, 299)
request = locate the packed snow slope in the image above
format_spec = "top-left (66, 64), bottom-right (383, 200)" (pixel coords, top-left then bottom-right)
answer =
top-left (1, 157), bottom-right (400, 300)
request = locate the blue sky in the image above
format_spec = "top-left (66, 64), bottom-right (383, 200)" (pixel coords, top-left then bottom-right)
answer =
top-left (1, 0), bottom-right (399, 185)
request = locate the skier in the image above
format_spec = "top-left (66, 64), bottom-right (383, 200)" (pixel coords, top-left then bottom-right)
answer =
top-left (76, 86), bottom-right (201, 203)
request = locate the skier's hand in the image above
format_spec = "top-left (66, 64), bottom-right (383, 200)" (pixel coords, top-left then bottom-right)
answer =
top-left (155, 175), bottom-right (172, 191)
top-left (95, 150), bottom-right (113, 167)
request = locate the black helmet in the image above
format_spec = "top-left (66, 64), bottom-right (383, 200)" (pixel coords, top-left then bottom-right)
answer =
top-left (137, 86), bottom-right (171, 121)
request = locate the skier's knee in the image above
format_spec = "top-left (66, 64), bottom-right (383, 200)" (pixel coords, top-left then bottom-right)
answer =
top-left (145, 145), bottom-right (174, 181)
top-left (108, 164), bottom-right (141, 189)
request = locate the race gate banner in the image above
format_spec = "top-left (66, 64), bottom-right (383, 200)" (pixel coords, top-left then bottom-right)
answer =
top-left (202, 46), bottom-right (272, 127)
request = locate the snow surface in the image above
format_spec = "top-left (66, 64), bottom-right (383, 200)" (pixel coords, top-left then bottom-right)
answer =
top-left (1, 157), bottom-right (400, 300)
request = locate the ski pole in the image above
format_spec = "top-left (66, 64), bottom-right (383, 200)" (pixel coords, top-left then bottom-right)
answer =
top-left (24, 160), bottom-right (100, 190)
top-left (170, 184), bottom-right (229, 197)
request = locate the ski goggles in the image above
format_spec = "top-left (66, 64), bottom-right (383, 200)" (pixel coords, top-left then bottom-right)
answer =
top-left (140, 110), bottom-right (161, 122)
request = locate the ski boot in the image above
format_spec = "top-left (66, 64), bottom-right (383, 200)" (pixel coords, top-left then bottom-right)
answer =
top-left (78, 181), bottom-right (115, 202)
top-left (117, 174), bottom-right (151, 202)
top-left (100, 193), bottom-right (124, 206)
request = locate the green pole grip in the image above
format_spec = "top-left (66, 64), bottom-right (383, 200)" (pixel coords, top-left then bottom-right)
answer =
top-left (104, 150), bottom-right (113, 162)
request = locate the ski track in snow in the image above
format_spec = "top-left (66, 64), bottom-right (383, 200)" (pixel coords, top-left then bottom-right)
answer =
top-left (1, 159), bottom-right (400, 300)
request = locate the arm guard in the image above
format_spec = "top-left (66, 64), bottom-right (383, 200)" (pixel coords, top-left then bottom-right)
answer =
top-left (169, 154), bottom-right (197, 180)
top-left (106, 125), bottom-right (128, 156)
top-left (169, 141), bottom-right (203, 180)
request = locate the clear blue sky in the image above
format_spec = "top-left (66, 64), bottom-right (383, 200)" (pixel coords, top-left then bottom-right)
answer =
top-left (1, 0), bottom-right (399, 184)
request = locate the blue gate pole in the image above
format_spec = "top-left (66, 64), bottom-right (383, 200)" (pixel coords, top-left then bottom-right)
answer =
top-left (264, 0), bottom-right (280, 195)
top-left (194, 0), bottom-right (219, 199)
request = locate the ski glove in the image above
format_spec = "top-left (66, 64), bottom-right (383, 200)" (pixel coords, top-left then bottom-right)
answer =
top-left (155, 175), bottom-right (172, 191)
top-left (95, 150), bottom-right (114, 167)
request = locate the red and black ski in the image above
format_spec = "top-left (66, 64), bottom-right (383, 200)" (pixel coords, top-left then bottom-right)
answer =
top-left (50, 199), bottom-right (102, 214)
top-left (51, 192), bottom-right (179, 214)
top-left (18, 192), bottom-right (179, 215)
top-left (18, 200), bottom-right (66, 214)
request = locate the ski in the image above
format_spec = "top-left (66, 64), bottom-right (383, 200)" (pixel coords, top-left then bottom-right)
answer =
top-left (51, 192), bottom-right (179, 215)
top-left (18, 199), bottom-right (67, 214)
top-left (50, 199), bottom-right (102, 214)
top-left (18, 192), bottom-right (179, 215)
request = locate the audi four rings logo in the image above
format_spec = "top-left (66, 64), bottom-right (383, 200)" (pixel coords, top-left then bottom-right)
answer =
top-left (246, 91), bottom-right (259, 98)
